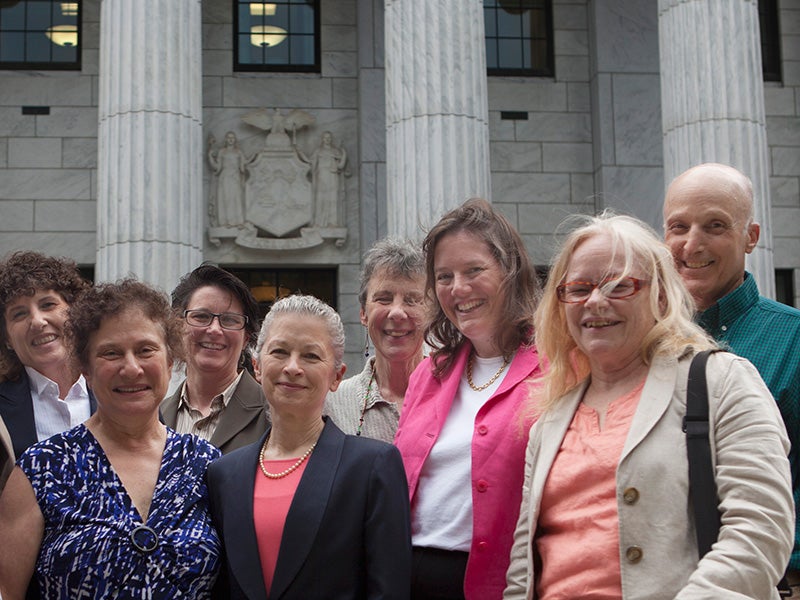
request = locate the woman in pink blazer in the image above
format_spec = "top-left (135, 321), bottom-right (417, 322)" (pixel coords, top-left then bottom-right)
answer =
top-left (394, 198), bottom-right (544, 600)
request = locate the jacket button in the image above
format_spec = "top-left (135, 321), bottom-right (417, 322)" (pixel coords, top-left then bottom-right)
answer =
top-left (476, 480), bottom-right (488, 492)
top-left (477, 541), bottom-right (488, 551)
top-left (622, 487), bottom-right (639, 504)
top-left (477, 424), bottom-right (488, 435)
top-left (625, 546), bottom-right (643, 563)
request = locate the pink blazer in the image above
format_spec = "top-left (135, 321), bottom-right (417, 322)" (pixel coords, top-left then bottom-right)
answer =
top-left (395, 343), bottom-right (542, 600)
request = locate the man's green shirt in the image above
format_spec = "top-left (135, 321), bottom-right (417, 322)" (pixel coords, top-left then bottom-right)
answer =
top-left (698, 272), bottom-right (800, 569)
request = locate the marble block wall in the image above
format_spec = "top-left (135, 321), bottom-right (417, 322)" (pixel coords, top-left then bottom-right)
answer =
top-left (765, 1), bottom-right (800, 306)
top-left (0, 0), bottom-right (100, 265)
top-left (489, 0), bottom-right (596, 267)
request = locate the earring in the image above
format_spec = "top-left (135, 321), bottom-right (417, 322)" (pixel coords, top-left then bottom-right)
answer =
top-left (363, 332), bottom-right (370, 358)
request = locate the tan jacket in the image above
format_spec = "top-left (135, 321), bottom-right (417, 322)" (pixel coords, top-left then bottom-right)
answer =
top-left (504, 350), bottom-right (793, 600)
top-left (0, 414), bottom-right (13, 494)
top-left (160, 370), bottom-right (269, 455)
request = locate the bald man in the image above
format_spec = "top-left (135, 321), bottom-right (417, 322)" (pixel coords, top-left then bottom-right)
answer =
top-left (664, 163), bottom-right (800, 590)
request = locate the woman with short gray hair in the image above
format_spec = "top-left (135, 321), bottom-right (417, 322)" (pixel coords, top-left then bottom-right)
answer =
top-left (324, 238), bottom-right (427, 443)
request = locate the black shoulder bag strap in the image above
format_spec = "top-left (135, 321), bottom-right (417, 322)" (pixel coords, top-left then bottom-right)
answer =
top-left (684, 349), bottom-right (720, 558)
top-left (684, 349), bottom-right (791, 596)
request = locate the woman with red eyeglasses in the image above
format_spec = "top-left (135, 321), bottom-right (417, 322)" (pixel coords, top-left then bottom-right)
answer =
top-left (503, 212), bottom-right (792, 599)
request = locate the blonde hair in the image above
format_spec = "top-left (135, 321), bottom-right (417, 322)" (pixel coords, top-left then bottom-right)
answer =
top-left (533, 211), bottom-right (716, 412)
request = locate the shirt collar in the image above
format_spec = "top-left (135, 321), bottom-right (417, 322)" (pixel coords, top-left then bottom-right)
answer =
top-left (25, 366), bottom-right (88, 398)
top-left (697, 271), bottom-right (759, 334)
top-left (179, 370), bottom-right (244, 410)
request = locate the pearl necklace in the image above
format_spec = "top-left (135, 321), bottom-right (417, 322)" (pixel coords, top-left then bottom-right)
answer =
top-left (466, 352), bottom-right (510, 392)
top-left (258, 436), bottom-right (316, 479)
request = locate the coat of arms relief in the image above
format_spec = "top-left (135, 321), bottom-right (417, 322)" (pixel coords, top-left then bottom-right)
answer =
top-left (207, 109), bottom-right (349, 250)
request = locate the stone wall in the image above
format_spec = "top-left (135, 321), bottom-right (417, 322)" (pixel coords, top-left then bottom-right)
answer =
top-left (766, 0), bottom-right (800, 306)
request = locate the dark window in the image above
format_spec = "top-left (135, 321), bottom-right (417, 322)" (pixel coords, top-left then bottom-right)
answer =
top-left (775, 269), bottom-right (796, 308)
top-left (484, 0), bottom-right (553, 76)
top-left (0, 0), bottom-right (80, 70)
top-left (225, 267), bottom-right (337, 320)
top-left (758, 0), bottom-right (781, 82)
top-left (234, 0), bottom-right (319, 72)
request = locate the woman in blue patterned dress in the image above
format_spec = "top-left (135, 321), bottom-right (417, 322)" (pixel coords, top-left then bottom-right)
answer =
top-left (0, 279), bottom-right (222, 599)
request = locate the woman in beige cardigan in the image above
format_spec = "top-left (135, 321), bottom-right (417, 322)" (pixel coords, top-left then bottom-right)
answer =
top-left (504, 213), bottom-right (792, 599)
top-left (0, 416), bottom-right (12, 493)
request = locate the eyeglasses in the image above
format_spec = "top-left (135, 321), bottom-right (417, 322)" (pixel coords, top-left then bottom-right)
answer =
top-left (183, 309), bottom-right (248, 330)
top-left (556, 277), bottom-right (649, 304)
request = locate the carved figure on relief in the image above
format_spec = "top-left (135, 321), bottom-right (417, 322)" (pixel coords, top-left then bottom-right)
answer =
top-left (301, 131), bottom-right (349, 228)
top-left (207, 132), bottom-right (246, 227)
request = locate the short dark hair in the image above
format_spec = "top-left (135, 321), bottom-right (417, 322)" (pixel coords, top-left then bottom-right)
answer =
top-left (422, 198), bottom-right (540, 378)
top-left (0, 251), bottom-right (91, 380)
top-left (171, 263), bottom-right (260, 361)
top-left (67, 278), bottom-right (184, 375)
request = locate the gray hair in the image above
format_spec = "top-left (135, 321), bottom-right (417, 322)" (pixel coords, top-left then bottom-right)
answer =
top-left (255, 294), bottom-right (345, 369)
top-left (358, 237), bottom-right (425, 308)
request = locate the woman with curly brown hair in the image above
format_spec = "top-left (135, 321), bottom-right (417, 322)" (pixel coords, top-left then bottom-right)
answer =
top-left (0, 279), bottom-right (222, 599)
top-left (0, 251), bottom-right (93, 488)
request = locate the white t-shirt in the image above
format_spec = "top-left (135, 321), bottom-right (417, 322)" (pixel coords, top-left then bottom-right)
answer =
top-left (411, 354), bottom-right (510, 551)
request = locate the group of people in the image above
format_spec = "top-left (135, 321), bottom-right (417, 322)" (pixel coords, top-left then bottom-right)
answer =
top-left (0, 161), bottom-right (797, 600)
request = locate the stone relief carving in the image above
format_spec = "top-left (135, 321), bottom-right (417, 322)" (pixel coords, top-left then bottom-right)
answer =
top-left (302, 131), bottom-right (349, 228)
top-left (207, 132), bottom-right (246, 227)
top-left (207, 109), bottom-right (350, 250)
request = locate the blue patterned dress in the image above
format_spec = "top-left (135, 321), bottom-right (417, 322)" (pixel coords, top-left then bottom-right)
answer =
top-left (17, 424), bottom-right (222, 599)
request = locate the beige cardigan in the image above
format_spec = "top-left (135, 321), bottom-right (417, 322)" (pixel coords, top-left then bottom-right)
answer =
top-left (0, 415), bottom-right (12, 493)
top-left (503, 350), bottom-right (793, 600)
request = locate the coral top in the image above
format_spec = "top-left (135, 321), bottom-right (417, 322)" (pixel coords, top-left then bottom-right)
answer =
top-left (253, 459), bottom-right (309, 595)
top-left (536, 380), bottom-right (643, 600)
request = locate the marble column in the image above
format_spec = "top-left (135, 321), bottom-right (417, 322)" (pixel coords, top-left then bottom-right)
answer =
top-left (96, 0), bottom-right (203, 293)
top-left (385, 0), bottom-right (491, 239)
top-left (659, 0), bottom-right (775, 298)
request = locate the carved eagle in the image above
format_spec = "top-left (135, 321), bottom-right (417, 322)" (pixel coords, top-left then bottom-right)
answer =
top-left (241, 108), bottom-right (316, 134)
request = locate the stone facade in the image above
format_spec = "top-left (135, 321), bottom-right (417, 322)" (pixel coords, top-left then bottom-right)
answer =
top-left (0, 0), bottom-right (799, 369)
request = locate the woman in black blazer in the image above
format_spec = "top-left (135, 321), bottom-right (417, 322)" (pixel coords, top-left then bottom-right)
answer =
top-left (207, 295), bottom-right (411, 600)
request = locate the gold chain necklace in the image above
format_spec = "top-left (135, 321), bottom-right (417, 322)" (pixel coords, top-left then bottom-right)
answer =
top-left (466, 352), bottom-right (510, 392)
top-left (258, 436), bottom-right (316, 479)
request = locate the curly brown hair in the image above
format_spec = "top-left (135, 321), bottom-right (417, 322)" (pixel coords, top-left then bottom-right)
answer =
top-left (0, 251), bottom-right (91, 381)
top-left (66, 279), bottom-right (185, 375)
top-left (423, 198), bottom-right (541, 378)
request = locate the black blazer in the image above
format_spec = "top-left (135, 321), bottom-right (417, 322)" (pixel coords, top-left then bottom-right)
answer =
top-left (0, 371), bottom-right (97, 460)
top-left (207, 417), bottom-right (411, 600)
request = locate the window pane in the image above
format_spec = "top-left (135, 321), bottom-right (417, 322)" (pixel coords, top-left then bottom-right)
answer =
top-left (497, 8), bottom-right (521, 37)
top-left (26, 1), bottom-right (52, 30)
top-left (1, 3), bottom-right (26, 29)
top-left (498, 38), bottom-right (523, 69)
top-left (52, 39), bottom-right (77, 61)
top-left (485, 38), bottom-right (497, 69)
top-left (26, 30), bottom-right (50, 61)
top-left (290, 34), bottom-right (314, 65)
top-left (0, 31), bottom-right (25, 61)
top-left (484, 7), bottom-right (497, 36)
top-left (290, 4), bottom-right (314, 34)
top-left (264, 39), bottom-right (288, 64)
